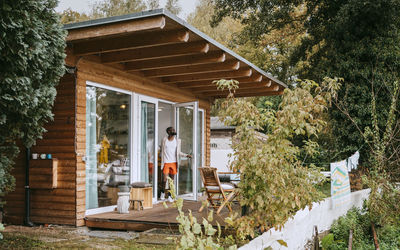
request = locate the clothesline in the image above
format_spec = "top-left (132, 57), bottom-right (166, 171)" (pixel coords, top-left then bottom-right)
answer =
top-left (300, 144), bottom-right (364, 167)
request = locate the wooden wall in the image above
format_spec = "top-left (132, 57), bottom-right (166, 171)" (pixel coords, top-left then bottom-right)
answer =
top-left (3, 73), bottom-right (77, 225)
top-left (4, 57), bottom-right (211, 227)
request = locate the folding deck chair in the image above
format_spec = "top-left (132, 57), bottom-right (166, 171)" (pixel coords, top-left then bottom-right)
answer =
top-left (198, 167), bottom-right (236, 214)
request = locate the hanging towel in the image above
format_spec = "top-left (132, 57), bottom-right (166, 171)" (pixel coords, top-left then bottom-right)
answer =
top-left (331, 160), bottom-right (351, 208)
top-left (347, 151), bottom-right (360, 172)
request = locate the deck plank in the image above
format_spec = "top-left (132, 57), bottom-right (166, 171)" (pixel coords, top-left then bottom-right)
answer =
top-left (85, 200), bottom-right (236, 231)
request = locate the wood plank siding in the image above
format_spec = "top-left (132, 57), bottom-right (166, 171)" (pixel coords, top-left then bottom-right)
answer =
top-left (3, 74), bottom-right (77, 225)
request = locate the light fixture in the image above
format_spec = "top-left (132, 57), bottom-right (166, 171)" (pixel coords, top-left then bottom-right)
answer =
top-left (120, 104), bottom-right (126, 109)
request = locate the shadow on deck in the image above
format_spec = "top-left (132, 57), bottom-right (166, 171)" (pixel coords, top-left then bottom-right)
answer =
top-left (85, 200), bottom-right (238, 231)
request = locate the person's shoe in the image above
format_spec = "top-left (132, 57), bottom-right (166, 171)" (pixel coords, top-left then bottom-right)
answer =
top-left (167, 196), bottom-right (174, 203)
top-left (160, 192), bottom-right (165, 200)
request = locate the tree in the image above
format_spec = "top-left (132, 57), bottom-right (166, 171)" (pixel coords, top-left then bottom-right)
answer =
top-left (0, 0), bottom-right (66, 197)
top-left (216, 78), bottom-right (340, 238)
top-left (212, 0), bottom-right (400, 164)
top-left (165, 0), bottom-right (181, 15)
top-left (146, 0), bottom-right (160, 10)
top-left (60, 8), bottom-right (90, 24)
top-left (90, 0), bottom-right (147, 19)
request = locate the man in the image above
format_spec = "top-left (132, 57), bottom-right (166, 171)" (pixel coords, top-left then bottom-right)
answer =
top-left (160, 127), bottom-right (191, 202)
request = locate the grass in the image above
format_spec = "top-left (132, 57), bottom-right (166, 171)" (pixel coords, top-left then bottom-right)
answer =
top-left (0, 230), bottom-right (176, 250)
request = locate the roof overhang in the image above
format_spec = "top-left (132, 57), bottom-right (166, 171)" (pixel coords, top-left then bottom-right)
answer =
top-left (64, 9), bottom-right (286, 98)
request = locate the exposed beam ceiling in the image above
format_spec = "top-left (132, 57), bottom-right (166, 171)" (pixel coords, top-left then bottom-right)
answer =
top-left (176, 74), bottom-right (263, 88)
top-left (142, 60), bottom-right (240, 78)
top-left (200, 85), bottom-right (281, 97)
top-left (101, 41), bottom-right (209, 64)
top-left (191, 80), bottom-right (273, 93)
top-left (125, 51), bottom-right (225, 71)
top-left (73, 29), bottom-right (189, 56)
top-left (161, 68), bottom-right (252, 83)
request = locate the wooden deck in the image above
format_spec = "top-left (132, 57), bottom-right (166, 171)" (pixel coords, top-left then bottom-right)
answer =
top-left (85, 200), bottom-right (237, 231)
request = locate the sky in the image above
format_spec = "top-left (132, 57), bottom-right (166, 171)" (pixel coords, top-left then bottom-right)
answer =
top-left (56, 0), bottom-right (198, 19)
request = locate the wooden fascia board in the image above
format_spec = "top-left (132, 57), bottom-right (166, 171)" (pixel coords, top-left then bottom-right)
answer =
top-left (72, 29), bottom-right (189, 56)
top-left (162, 68), bottom-right (252, 83)
top-left (101, 41), bottom-right (209, 64)
top-left (142, 60), bottom-right (240, 78)
top-left (66, 16), bottom-right (166, 42)
top-left (125, 51), bottom-right (226, 71)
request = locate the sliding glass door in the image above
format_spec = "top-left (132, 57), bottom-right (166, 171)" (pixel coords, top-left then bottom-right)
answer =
top-left (175, 102), bottom-right (198, 200)
top-left (86, 85), bottom-right (131, 211)
top-left (139, 97), bottom-right (158, 199)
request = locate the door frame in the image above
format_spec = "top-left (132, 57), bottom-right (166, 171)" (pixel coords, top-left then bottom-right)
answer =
top-left (137, 95), bottom-right (159, 201)
top-left (174, 101), bottom-right (199, 200)
top-left (85, 81), bottom-right (133, 216)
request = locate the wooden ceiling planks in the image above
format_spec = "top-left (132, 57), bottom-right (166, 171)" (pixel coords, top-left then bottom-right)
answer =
top-left (161, 68), bottom-right (252, 83)
top-left (176, 74), bottom-right (264, 89)
top-left (101, 41), bottom-right (210, 64)
top-left (65, 10), bottom-right (286, 98)
top-left (142, 60), bottom-right (240, 78)
top-left (124, 51), bottom-right (226, 70)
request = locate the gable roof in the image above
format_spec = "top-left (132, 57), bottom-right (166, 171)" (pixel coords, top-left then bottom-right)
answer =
top-left (64, 9), bottom-right (286, 98)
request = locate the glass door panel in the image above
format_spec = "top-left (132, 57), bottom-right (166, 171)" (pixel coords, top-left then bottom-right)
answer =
top-left (175, 102), bottom-right (198, 199)
top-left (197, 110), bottom-right (204, 194)
top-left (85, 86), bottom-right (130, 210)
top-left (140, 101), bottom-right (157, 197)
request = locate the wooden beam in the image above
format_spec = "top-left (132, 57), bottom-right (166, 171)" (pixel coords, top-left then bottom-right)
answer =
top-left (125, 51), bottom-right (225, 71)
top-left (177, 74), bottom-right (263, 88)
top-left (67, 16), bottom-right (166, 42)
top-left (191, 80), bottom-right (274, 93)
top-left (200, 85), bottom-right (280, 96)
top-left (211, 90), bottom-right (284, 98)
top-left (101, 41), bottom-right (209, 64)
top-left (72, 29), bottom-right (189, 56)
top-left (162, 68), bottom-right (252, 83)
top-left (143, 60), bottom-right (240, 78)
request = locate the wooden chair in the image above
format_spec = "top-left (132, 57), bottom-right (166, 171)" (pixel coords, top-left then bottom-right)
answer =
top-left (199, 167), bottom-right (236, 214)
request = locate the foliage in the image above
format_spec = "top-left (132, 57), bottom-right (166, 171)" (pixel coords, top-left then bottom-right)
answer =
top-left (163, 177), bottom-right (237, 249)
top-left (147, 0), bottom-right (160, 10)
top-left (89, 0), bottom-right (147, 19)
top-left (0, 0), bottom-right (66, 198)
top-left (165, 0), bottom-right (181, 15)
top-left (216, 78), bottom-right (340, 238)
top-left (60, 8), bottom-right (90, 24)
top-left (187, 0), bottom-right (242, 48)
top-left (212, 0), bottom-right (400, 165)
top-left (322, 207), bottom-right (400, 250)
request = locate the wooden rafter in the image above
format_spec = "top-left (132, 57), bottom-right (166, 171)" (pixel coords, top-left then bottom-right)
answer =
top-left (210, 90), bottom-right (284, 98)
top-left (161, 68), bottom-right (252, 83)
top-left (67, 16), bottom-right (166, 42)
top-left (72, 29), bottom-right (189, 56)
top-left (101, 41), bottom-right (209, 64)
top-left (191, 80), bottom-right (274, 93)
top-left (142, 60), bottom-right (240, 78)
top-left (125, 51), bottom-right (226, 71)
top-left (176, 74), bottom-right (263, 88)
top-left (200, 85), bottom-right (280, 96)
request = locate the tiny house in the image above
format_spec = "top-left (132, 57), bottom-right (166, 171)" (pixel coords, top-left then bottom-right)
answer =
top-left (3, 9), bottom-right (285, 227)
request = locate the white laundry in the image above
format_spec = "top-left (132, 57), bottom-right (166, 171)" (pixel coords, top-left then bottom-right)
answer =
top-left (347, 151), bottom-right (360, 172)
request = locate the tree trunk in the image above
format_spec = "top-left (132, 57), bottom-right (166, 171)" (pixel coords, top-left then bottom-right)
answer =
top-left (371, 223), bottom-right (380, 250)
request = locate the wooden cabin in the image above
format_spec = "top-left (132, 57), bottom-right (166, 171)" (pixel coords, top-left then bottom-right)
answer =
top-left (3, 9), bottom-right (285, 227)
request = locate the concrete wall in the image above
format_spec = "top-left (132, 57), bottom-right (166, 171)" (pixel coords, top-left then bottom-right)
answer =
top-left (240, 189), bottom-right (370, 250)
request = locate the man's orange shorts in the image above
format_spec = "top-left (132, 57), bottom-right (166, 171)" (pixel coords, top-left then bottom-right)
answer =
top-left (163, 162), bottom-right (177, 175)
